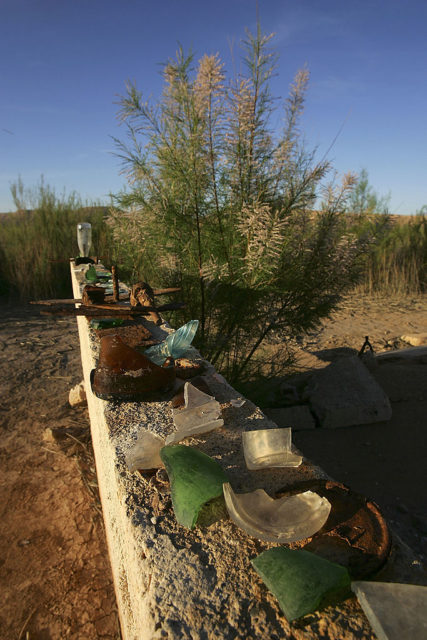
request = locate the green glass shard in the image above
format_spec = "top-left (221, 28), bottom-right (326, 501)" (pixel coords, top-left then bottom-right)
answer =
top-left (85, 265), bottom-right (98, 282)
top-left (251, 547), bottom-right (351, 621)
top-left (160, 444), bottom-right (228, 529)
top-left (90, 318), bottom-right (124, 329)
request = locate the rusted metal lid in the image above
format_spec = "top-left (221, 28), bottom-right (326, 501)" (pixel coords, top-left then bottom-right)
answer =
top-left (276, 479), bottom-right (391, 579)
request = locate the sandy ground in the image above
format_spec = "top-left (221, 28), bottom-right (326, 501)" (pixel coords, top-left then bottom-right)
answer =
top-left (0, 294), bottom-right (426, 639)
top-left (0, 307), bottom-right (119, 640)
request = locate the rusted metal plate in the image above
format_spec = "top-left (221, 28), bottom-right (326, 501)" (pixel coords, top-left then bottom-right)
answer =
top-left (277, 480), bottom-right (391, 579)
top-left (94, 323), bottom-right (156, 348)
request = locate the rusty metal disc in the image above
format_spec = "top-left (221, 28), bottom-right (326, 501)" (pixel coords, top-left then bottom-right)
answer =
top-left (276, 479), bottom-right (391, 579)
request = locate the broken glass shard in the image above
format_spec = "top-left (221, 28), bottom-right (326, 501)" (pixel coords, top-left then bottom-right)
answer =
top-left (251, 547), bottom-right (351, 621)
top-left (125, 431), bottom-right (165, 471)
top-left (166, 382), bottom-right (223, 444)
top-left (223, 483), bottom-right (331, 543)
top-left (160, 444), bottom-right (228, 529)
top-left (351, 581), bottom-right (427, 640)
top-left (145, 320), bottom-right (199, 365)
top-left (242, 428), bottom-right (302, 470)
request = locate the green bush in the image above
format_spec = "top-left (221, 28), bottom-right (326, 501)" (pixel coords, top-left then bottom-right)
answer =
top-left (0, 178), bottom-right (112, 299)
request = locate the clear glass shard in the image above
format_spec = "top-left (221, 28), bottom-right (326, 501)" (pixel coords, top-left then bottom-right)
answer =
top-left (125, 431), bottom-right (165, 471)
top-left (223, 483), bottom-right (331, 543)
top-left (243, 428), bottom-right (302, 470)
top-left (230, 398), bottom-right (246, 408)
top-left (145, 320), bottom-right (199, 364)
top-left (166, 382), bottom-right (223, 444)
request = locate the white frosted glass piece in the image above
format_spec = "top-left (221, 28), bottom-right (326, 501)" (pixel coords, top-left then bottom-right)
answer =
top-left (230, 398), bottom-right (246, 408)
top-left (243, 428), bottom-right (303, 470)
top-left (223, 483), bottom-right (331, 543)
top-left (351, 581), bottom-right (427, 640)
top-left (166, 382), bottom-right (223, 444)
top-left (125, 431), bottom-right (165, 471)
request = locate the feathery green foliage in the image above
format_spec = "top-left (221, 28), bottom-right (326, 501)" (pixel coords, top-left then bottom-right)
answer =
top-left (111, 27), bottom-right (372, 384)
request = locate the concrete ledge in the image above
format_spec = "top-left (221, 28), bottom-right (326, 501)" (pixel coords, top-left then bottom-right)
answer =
top-left (71, 264), bottom-right (420, 639)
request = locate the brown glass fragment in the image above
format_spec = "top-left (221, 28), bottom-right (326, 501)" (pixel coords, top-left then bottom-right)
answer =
top-left (276, 480), bottom-right (391, 579)
top-left (91, 335), bottom-right (175, 401)
top-left (81, 284), bottom-right (106, 305)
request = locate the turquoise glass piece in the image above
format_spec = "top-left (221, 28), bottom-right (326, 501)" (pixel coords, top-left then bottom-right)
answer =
top-left (90, 318), bottom-right (124, 330)
top-left (160, 444), bottom-right (228, 529)
top-left (145, 320), bottom-right (199, 365)
top-left (251, 547), bottom-right (351, 622)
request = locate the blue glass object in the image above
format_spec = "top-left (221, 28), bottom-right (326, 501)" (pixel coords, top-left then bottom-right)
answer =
top-left (145, 320), bottom-right (199, 365)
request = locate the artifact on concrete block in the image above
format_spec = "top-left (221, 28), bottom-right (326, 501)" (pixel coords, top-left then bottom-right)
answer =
top-left (91, 335), bottom-right (175, 401)
top-left (174, 357), bottom-right (206, 379)
top-left (85, 264), bottom-right (98, 282)
top-left (82, 284), bottom-right (106, 305)
top-left (166, 382), bottom-right (223, 444)
top-left (77, 222), bottom-right (92, 257)
top-left (223, 483), bottom-right (331, 543)
top-left (242, 428), bottom-right (302, 470)
top-left (130, 281), bottom-right (161, 324)
top-left (351, 581), bottom-right (427, 640)
top-left (90, 318), bottom-right (125, 330)
top-left (145, 320), bottom-right (199, 365)
top-left (160, 445), bottom-right (228, 529)
top-left (251, 547), bottom-right (351, 621)
top-left (125, 431), bottom-right (165, 471)
top-left (286, 479), bottom-right (391, 579)
top-left (171, 376), bottom-right (212, 408)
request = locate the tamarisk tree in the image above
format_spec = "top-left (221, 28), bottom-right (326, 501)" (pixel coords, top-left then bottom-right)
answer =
top-left (111, 25), bottom-right (368, 385)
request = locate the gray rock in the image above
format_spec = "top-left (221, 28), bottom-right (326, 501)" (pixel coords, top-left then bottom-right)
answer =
top-left (306, 356), bottom-right (392, 428)
top-left (352, 581), bottom-right (427, 640)
top-left (263, 405), bottom-right (316, 430)
top-left (400, 333), bottom-right (427, 347)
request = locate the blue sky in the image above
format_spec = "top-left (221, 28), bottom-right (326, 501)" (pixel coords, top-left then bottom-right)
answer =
top-left (1, 0), bottom-right (426, 214)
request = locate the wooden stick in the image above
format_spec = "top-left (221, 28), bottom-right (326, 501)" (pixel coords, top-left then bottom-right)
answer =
top-left (38, 302), bottom-right (185, 317)
top-left (111, 265), bottom-right (119, 302)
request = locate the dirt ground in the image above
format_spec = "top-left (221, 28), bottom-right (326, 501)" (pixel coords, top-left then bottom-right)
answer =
top-left (0, 294), bottom-right (426, 639)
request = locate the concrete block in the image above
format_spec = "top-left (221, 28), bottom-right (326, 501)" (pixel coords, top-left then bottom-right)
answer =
top-left (376, 346), bottom-right (427, 363)
top-left (306, 356), bottom-right (392, 428)
top-left (263, 405), bottom-right (316, 430)
top-left (352, 581), bottom-right (427, 640)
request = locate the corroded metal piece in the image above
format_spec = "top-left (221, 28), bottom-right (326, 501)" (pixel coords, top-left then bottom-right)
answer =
top-left (277, 480), bottom-right (391, 579)
top-left (91, 335), bottom-right (175, 401)
top-left (130, 282), bottom-right (161, 325)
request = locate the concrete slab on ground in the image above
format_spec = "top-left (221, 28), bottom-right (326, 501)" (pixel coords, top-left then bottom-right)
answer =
top-left (306, 356), bottom-right (392, 428)
top-left (263, 405), bottom-right (316, 430)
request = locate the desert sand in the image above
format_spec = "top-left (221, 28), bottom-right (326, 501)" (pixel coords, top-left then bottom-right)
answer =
top-left (0, 294), bottom-right (426, 639)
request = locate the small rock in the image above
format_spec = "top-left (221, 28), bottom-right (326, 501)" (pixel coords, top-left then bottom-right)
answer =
top-left (69, 380), bottom-right (86, 407)
top-left (401, 333), bottom-right (427, 347)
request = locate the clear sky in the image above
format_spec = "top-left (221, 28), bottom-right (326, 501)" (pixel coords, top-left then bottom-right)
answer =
top-left (1, 0), bottom-right (426, 214)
